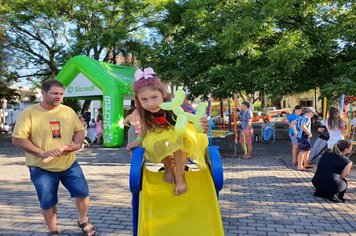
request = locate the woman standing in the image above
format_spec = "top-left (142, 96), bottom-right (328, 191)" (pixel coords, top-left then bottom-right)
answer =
top-left (312, 140), bottom-right (353, 203)
top-left (326, 106), bottom-right (348, 149)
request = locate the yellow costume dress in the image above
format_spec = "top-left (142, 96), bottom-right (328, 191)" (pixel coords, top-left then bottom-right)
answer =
top-left (142, 110), bottom-right (208, 168)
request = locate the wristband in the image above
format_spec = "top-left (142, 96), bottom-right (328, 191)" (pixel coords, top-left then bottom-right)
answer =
top-left (136, 136), bottom-right (143, 142)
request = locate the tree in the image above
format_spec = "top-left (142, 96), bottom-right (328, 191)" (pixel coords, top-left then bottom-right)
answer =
top-left (0, 0), bottom-right (169, 110)
top-left (0, 0), bottom-right (168, 82)
top-left (55, 0), bottom-right (168, 111)
top-left (319, 1), bottom-right (356, 102)
top-left (0, 24), bottom-right (20, 103)
top-left (142, 0), bottom-right (355, 104)
top-left (0, 1), bottom-right (68, 83)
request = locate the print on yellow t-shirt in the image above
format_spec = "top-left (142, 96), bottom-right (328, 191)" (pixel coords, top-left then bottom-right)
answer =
top-left (49, 119), bottom-right (62, 139)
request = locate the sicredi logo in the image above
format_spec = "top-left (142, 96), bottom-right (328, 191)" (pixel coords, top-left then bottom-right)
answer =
top-left (103, 95), bottom-right (113, 142)
top-left (67, 86), bottom-right (74, 94)
top-left (64, 73), bottom-right (103, 97)
top-left (73, 85), bottom-right (95, 92)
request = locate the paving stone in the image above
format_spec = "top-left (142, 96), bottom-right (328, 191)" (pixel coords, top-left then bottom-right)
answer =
top-left (0, 134), bottom-right (355, 236)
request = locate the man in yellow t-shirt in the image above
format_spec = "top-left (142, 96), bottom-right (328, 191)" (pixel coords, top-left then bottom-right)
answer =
top-left (12, 80), bottom-right (96, 236)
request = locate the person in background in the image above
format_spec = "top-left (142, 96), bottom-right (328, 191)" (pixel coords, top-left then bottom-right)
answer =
top-left (285, 105), bottom-right (303, 166)
top-left (350, 111), bottom-right (356, 129)
top-left (123, 107), bottom-right (141, 144)
top-left (296, 107), bottom-right (316, 171)
top-left (261, 118), bottom-right (273, 143)
top-left (3, 122), bottom-right (10, 134)
top-left (308, 119), bottom-right (329, 163)
top-left (79, 116), bottom-right (91, 148)
top-left (87, 119), bottom-right (96, 143)
top-left (237, 101), bottom-right (253, 159)
top-left (351, 117), bottom-right (356, 129)
top-left (82, 110), bottom-right (91, 126)
top-left (324, 106), bottom-right (348, 149)
top-left (312, 140), bottom-right (353, 203)
top-left (95, 114), bottom-right (103, 145)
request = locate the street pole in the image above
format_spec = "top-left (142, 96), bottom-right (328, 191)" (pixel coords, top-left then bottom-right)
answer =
top-left (10, 110), bottom-right (13, 124)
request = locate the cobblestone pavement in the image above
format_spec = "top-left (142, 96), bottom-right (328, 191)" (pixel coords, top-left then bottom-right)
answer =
top-left (0, 134), bottom-right (355, 236)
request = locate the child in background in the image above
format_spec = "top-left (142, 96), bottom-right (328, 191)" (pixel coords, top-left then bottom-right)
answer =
top-left (261, 118), bottom-right (273, 143)
top-left (237, 101), bottom-right (253, 159)
top-left (95, 114), bottom-right (103, 145)
top-left (79, 116), bottom-right (91, 148)
top-left (296, 107), bottom-right (316, 171)
top-left (126, 67), bottom-right (209, 195)
top-left (87, 118), bottom-right (96, 143)
top-left (124, 107), bottom-right (141, 144)
top-left (285, 105), bottom-right (303, 166)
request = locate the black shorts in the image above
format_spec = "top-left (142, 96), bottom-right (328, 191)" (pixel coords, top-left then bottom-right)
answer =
top-left (298, 138), bottom-right (311, 151)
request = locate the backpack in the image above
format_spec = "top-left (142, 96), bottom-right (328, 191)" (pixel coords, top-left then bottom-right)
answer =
top-left (296, 116), bottom-right (309, 138)
top-left (318, 124), bottom-right (330, 140)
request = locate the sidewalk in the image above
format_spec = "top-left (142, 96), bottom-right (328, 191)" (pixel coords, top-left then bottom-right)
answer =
top-left (0, 134), bottom-right (355, 236)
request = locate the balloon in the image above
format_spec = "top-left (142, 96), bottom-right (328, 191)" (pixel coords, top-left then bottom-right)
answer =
top-left (175, 114), bottom-right (187, 133)
top-left (185, 103), bottom-right (206, 133)
top-left (160, 89), bottom-right (207, 133)
top-left (340, 94), bottom-right (345, 112)
top-left (323, 97), bottom-right (327, 121)
top-left (242, 133), bottom-right (247, 155)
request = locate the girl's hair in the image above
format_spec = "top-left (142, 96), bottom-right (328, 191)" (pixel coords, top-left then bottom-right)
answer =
top-left (96, 114), bottom-right (103, 122)
top-left (133, 76), bottom-right (169, 131)
top-left (327, 106), bottom-right (345, 130)
top-left (332, 140), bottom-right (352, 156)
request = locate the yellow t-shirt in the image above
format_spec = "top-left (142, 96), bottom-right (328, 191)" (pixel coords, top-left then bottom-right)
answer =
top-left (12, 104), bottom-right (84, 172)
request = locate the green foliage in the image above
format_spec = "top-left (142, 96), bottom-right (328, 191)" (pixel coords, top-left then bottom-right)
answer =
top-left (254, 104), bottom-right (262, 111)
top-left (63, 98), bottom-right (81, 113)
top-left (0, 82), bottom-right (20, 104)
top-left (0, 0), bottom-right (169, 83)
top-left (142, 0), bottom-right (355, 101)
top-left (0, 25), bottom-right (20, 103)
top-left (0, 0), bottom-right (354, 104)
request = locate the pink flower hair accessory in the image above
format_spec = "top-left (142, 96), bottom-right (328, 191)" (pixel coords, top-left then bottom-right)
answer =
top-left (134, 67), bottom-right (156, 81)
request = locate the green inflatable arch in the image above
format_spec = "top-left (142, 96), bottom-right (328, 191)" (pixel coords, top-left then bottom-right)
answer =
top-left (55, 55), bottom-right (136, 147)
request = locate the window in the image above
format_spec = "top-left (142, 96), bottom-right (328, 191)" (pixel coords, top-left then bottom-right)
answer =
top-left (300, 100), bottom-right (313, 107)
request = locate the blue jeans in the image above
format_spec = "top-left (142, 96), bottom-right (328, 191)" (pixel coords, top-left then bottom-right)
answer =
top-left (29, 161), bottom-right (89, 209)
top-left (262, 129), bottom-right (273, 141)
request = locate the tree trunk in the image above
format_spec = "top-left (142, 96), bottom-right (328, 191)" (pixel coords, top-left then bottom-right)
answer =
top-left (260, 90), bottom-right (265, 110)
top-left (81, 100), bottom-right (92, 115)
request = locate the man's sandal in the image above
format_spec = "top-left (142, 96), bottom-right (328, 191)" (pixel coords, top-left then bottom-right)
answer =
top-left (47, 231), bottom-right (59, 236)
top-left (78, 220), bottom-right (96, 236)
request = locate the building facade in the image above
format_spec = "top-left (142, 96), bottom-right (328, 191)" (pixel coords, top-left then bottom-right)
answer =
top-left (281, 88), bottom-right (322, 112)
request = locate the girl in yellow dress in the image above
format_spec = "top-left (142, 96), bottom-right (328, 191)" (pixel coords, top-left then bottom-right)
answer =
top-left (126, 67), bottom-right (209, 195)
